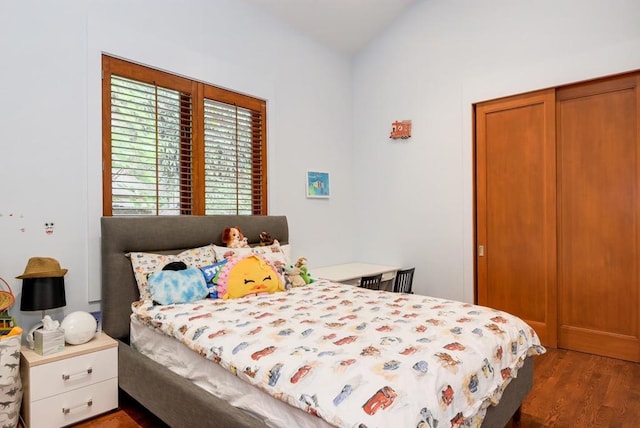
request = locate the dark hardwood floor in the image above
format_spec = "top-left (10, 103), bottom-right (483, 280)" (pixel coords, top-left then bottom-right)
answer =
top-left (508, 347), bottom-right (640, 427)
top-left (71, 347), bottom-right (640, 427)
top-left (70, 390), bottom-right (168, 428)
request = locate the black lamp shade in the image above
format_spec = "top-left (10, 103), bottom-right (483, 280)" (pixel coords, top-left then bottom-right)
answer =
top-left (20, 277), bottom-right (66, 311)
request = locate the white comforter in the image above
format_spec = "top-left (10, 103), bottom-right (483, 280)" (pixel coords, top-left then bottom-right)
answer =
top-left (132, 281), bottom-right (544, 427)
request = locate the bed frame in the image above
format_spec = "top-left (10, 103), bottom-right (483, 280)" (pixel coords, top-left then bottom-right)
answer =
top-left (101, 215), bottom-right (533, 428)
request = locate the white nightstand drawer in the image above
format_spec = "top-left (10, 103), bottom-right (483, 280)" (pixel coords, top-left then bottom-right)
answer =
top-left (28, 377), bottom-right (118, 428)
top-left (29, 347), bottom-right (117, 401)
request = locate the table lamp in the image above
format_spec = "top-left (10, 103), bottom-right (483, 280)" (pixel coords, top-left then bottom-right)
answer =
top-left (20, 276), bottom-right (67, 317)
top-left (18, 257), bottom-right (67, 349)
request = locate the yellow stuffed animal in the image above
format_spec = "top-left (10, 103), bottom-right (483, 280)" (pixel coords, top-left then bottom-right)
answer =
top-left (218, 254), bottom-right (284, 299)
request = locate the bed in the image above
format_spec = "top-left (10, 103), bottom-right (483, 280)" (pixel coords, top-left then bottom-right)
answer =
top-left (101, 215), bottom-right (543, 428)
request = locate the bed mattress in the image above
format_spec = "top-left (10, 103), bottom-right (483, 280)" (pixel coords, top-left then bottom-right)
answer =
top-left (131, 281), bottom-right (544, 427)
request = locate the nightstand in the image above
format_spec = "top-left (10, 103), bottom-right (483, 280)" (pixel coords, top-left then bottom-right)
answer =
top-left (20, 332), bottom-right (118, 428)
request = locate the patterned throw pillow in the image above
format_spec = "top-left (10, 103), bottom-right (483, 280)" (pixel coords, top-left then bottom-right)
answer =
top-left (212, 242), bottom-right (289, 269)
top-left (147, 268), bottom-right (209, 305)
top-left (200, 260), bottom-right (228, 299)
top-left (212, 245), bottom-right (253, 262)
top-left (280, 244), bottom-right (291, 264)
top-left (251, 243), bottom-right (290, 269)
top-left (130, 244), bottom-right (216, 300)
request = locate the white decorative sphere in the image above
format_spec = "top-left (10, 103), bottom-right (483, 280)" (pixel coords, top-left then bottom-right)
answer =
top-left (61, 311), bottom-right (97, 345)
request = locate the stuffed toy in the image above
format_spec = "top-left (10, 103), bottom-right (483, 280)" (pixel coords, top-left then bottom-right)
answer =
top-left (295, 257), bottom-right (313, 285)
top-left (283, 264), bottom-right (306, 288)
top-left (222, 227), bottom-right (250, 248)
top-left (217, 254), bottom-right (284, 299)
top-left (259, 231), bottom-right (275, 246)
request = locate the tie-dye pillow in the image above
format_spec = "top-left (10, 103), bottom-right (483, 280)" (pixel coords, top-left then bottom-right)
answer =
top-left (147, 268), bottom-right (209, 305)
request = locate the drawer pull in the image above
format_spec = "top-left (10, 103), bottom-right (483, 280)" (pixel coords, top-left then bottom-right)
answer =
top-left (62, 367), bottom-right (93, 380)
top-left (62, 398), bottom-right (93, 414)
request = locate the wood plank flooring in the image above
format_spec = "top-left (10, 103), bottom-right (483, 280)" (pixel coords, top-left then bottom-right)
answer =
top-left (68, 347), bottom-right (640, 427)
top-left (70, 391), bottom-right (168, 428)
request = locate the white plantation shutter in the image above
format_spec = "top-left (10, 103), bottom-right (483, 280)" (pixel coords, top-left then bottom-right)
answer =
top-left (110, 76), bottom-right (192, 215)
top-left (102, 56), bottom-right (267, 216)
top-left (204, 100), bottom-right (264, 215)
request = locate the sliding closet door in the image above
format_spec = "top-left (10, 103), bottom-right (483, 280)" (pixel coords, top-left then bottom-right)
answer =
top-left (476, 89), bottom-right (557, 346)
top-left (557, 74), bottom-right (640, 362)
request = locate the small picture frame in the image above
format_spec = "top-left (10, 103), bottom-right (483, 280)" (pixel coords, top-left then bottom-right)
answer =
top-left (306, 171), bottom-right (330, 198)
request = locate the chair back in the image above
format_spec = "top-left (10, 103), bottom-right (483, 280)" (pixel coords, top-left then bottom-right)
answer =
top-left (359, 273), bottom-right (383, 290)
top-left (393, 268), bottom-right (415, 293)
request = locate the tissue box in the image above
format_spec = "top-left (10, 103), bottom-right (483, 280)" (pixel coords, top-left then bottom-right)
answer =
top-left (34, 329), bottom-right (65, 356)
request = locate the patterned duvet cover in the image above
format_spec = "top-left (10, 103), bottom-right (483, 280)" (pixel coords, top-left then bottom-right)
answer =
top-left (132, 281), bottom-right (544, 428)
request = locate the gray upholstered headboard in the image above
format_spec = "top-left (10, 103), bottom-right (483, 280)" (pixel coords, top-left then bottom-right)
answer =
top-left (101, 215), bottom-right (289, 341)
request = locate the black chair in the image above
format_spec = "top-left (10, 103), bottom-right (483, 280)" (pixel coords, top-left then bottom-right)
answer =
top-left (393, 268), bottom-right (415, 293)
top-left (359, 273), bottom-right (383, 290)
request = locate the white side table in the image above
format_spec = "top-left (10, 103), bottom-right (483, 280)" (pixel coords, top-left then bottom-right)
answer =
top-left (20, 332), bottom-right (118, 428)
top-left (311, 262), bottom-right (400, 290)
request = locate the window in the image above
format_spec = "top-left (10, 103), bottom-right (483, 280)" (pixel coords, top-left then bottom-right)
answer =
top-left (102, 55), bottom-right (267, 216)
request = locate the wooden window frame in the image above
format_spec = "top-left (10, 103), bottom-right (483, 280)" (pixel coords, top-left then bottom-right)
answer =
top-left (101, 55), bottom-right (267, 216)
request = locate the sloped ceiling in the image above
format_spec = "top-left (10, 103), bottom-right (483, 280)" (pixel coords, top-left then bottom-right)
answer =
top-left (242, 0), bottom-right (419, 54)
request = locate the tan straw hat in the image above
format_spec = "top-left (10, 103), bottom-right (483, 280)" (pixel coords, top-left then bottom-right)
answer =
top-left (16, 257), bottom-right (68, 279)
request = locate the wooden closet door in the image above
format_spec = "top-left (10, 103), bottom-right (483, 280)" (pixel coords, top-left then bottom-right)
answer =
top-left (476, 89), bottom-right (557, 346)
top-left (557, 74), bottom-right (640, 362)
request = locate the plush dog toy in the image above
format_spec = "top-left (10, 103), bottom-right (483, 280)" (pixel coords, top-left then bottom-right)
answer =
top-left (259, 231), bottom-right (275, 246)
top-left (222, 227), bottom-right (250, 248)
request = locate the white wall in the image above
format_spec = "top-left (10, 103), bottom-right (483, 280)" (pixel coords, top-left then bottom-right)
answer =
top-left (0, 0), bottom-right (354, 331)
top-left (2, 0), bottom-right (639, 335)
top-left (352, 0), bottom-right (640, 302)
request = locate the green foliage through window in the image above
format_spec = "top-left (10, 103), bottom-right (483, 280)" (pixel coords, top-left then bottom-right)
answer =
top-left (102, 56), bottom-right (267, 216)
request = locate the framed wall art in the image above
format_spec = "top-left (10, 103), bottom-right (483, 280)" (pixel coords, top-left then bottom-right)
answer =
top-left (306, 171), bottom-right (330, 198)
